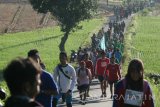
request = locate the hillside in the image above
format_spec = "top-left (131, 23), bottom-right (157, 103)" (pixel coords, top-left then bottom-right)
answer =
top-left (0, 0), bottom-right (117, 34)
top-left (0, 2), bottom-right (56, 33)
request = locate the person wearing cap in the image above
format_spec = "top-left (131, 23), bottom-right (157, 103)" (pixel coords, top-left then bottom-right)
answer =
top-left (53, 51), bottom-right (76, 107)
top-left (77, 61), bottom-right (92, 105)
top-left (28, 49), bottom-right (58, 107)
top-left (95, 50), bottom-right (110, 97)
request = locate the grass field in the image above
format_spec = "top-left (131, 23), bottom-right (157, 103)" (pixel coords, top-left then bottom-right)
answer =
top-left (123, 14), bottom-right (160, 107)
top-left (0, 18), bottom-right (105, 73)
top-left (131, 16), bottom-right (160, 74)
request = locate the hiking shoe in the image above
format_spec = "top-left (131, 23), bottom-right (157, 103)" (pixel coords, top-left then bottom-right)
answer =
top-left (100, 94), bottom-right (103, 98)
top-left (110, 95), bottom-right (113, 99)
top-left (103, 92), bottom-right (106, 97)
top-left (86, 94), bottom-right (90, 97)
top-left (81, 101), bottom-right (86, 105)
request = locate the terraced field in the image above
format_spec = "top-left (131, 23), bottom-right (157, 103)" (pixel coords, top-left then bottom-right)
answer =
top-left (0, 4), bottom-right (19, 33)
top-left (0, 3), bottom-right (56, 33)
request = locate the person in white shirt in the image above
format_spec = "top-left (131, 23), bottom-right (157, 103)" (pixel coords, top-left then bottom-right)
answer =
top-left (53, 52), bottom-right (76, 107)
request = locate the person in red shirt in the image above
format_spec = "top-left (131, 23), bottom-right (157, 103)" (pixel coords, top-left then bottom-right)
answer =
top-left (84, 53), bottom-right (94, 97)
top-left (95, 50), bottom-right (110, 97)
top-left (107, 54), bottom-right (121, 98)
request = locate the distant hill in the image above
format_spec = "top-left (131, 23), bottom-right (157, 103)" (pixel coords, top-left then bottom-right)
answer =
top-left (0, 0), bottom-right (113, 34)
top-left (0, 0), bottom-right (28, 3)
top-left (0, 1), bottom-right (57, 34)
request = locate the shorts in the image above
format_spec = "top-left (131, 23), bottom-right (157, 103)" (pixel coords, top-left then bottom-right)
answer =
top-left (108, 80), bottom-right (118, 85)
top-left (77, 84), bottom-right (89, 92)
top-left (108, 80), bottom-right (119, 90)
top-left (98, 75), bottom-right (108, 83)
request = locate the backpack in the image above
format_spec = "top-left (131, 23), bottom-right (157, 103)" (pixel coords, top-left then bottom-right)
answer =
top-left (77, 68), bottom-right (89, 77)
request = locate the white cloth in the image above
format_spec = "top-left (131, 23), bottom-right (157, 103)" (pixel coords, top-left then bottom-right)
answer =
top-left (53, 64), bottom-right (76, 93)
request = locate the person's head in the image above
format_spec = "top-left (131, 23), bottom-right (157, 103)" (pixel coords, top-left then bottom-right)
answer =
top-left (84, 53), bottom-right (89, 60)
top-left (126, 59), bottom-right (144, 81)
top-left (28, 49), bottom-right (40, 64)
top-left (101, 50), bottom-right (106, 58)
top-left (3, 58), bottom-right (41, 98)
top-left (110, 54), bottom-right (116, 64)
top-left (59, 51), bottom-right (68, 65)
top-left (28, 49), bottom-right (46, 69)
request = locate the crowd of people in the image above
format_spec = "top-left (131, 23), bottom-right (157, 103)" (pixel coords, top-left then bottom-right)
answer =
top-left (2, 49), bottom-right (154, 107)
top-left (1, 1), bottom-right (155, 107)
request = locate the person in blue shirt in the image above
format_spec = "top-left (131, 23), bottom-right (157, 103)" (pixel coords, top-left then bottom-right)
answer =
top-left (28, 49), bottom-right (58, 107)
top-left (114, 48), bottom-right (122, 64)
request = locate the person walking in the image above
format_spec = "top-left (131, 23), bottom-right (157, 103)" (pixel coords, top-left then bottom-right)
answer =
top-left (107, 55), bottom-right (121, 98)
top-left (27, 49), bottom-right (58, 107)
top-left (95, 50), bottom-right (110, 97)
top-left (113, 59), bottom-right (154, 107)
top-left (53, 51), bottom-right (76, 107)
top-left (84, 53), bottom-right (94, 97)
top-left (77, 61), bottom-right (92, 105)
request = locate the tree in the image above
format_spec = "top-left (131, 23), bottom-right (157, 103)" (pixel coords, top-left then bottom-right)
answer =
top-left (29, 0), bottom-right (98, 51)
top-left (106, 0), bottom-right (109, 5)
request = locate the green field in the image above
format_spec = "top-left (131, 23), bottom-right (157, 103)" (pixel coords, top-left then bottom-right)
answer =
top-left (0, 18), bottom-right (105, 73)
top-left (124, 15), bottom-right (160, 107)
top-left (131, 16), bottom-right (160, 74)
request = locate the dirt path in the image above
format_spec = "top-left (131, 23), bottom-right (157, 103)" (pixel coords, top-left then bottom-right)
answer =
top-left (57, 14), bottom-right (134, 107)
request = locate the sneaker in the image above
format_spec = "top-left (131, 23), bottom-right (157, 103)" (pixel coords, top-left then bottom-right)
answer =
top-left (100, 94), bottom-right (103, 98)
top-left (103, 92), bottom-right (106, 97)
top-left (81, 101), bottom-right (86, 105)
top-left (86, 94), bottom-right (90, 97)
top-left (79, 100), bottom-right (83, 104)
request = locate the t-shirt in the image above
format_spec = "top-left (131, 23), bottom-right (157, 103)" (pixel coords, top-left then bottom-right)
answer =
top-left (77, 68), bottom-right (91, 86)
top-left (95, 57), bottom-right (110, 76)
top-left (53, 64), bottom-right (77, 93)
top-left (115, 51), bottom-right (122, 63)
top-left (107, 63), bottom-right (121, 81)
top-left (113, 79), bottom-right (154, 107)
top-left (36, 70), bottom-right (58, 107)
top-left (84, 60), bottom-right (94, 76)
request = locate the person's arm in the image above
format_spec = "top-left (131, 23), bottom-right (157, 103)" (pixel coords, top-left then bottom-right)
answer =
top-left (42, 72), bottom-right (58, 96)
top-left (117, 65), bottom-right (121, 79)
top-left (53, 67), bottom-right (58, 83)
top-left (144, 82), bottom-right (154, 107)
top-left (87, 69), bottom-right (92, 81)
top-left (95, 59), bottom-right (99, 77)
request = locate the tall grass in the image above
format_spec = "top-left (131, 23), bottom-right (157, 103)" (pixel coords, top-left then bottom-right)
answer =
top-left (123, 15), bottom-right (160, 107)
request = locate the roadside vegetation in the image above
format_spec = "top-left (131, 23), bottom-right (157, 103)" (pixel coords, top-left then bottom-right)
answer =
top-left (123, 6), bottom-right (160, 106)
top-left (0, 18), bottom-right (105, 73)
